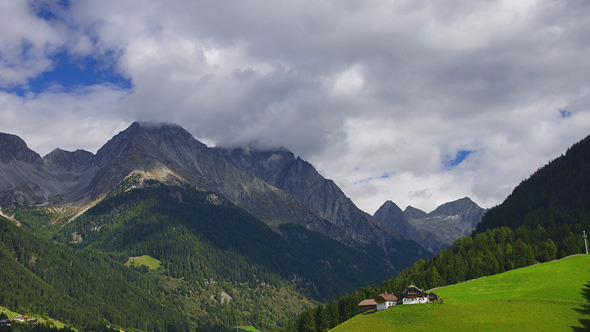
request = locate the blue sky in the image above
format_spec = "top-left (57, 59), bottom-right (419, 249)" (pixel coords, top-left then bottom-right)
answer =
top-left (444, 150), bottom-right (473, 169)
top-left (8, 50), bottom-right (131, 96)
top-left (1, 1), bottom-right (590, 213)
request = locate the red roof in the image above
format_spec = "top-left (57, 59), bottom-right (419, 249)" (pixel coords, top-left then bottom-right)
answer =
top-left (375, 293), bottom-right (398, 303)
top-left (358, 299), bottom-right (377, 307)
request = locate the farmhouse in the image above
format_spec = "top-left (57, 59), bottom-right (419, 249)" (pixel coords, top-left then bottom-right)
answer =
top-left (401, 284), bottom-right (428, 304)
top-left (358, 292), bottom-right (398, 312)
top-left (357, 299), bottom-right (377, 313)
top-left (375, 293), bottom-right (398, 310)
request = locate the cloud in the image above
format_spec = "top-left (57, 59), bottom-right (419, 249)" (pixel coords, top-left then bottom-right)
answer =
top-left (0, 86), bottom-right (130, 155)
top-left (1, 1), bottom-right (590, 213)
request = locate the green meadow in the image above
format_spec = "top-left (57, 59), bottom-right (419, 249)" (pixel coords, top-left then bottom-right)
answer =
top-left (124, 255), bottom-right (162, 270)
top-left (332, 254), bottom-right (590, 331)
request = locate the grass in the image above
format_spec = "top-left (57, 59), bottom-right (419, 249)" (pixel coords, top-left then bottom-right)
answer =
top-left (1, 306), bottom-right (69, 330)
top-left (124, 255), bottom-right (162, 270)
top-left (332, 254), bottom-right (590, 331)
top-left (237, 326), bottom-right (261, 332)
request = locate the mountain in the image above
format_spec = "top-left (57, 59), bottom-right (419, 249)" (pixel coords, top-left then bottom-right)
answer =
top-left (43, 148), bottom-right (94, 172)
top-left (86, 123), bottom-right (340, 235)
top-left (0, 124), bottom-right (428, 270)
top-left (0, 133), bottom-right (97, 205)
top-left (0, 124), bottom-right (334, 233)
top-left (374, 198), bottom-right (486, 253)
top-left (217, 146), bottom-right (429, 268)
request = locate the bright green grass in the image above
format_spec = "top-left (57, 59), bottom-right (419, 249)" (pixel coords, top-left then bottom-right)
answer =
top-left (333, 255), bottom-right (590, 331)
top-left (124, 255), bottom-right (161, 270)
top-left (237, 326), bottom-right (260, 332)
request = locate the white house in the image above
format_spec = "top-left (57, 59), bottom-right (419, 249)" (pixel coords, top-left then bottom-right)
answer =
top-left (401, 285), bottom-right (428, 304)
top-left (375, 293), bottom-right (398, 310)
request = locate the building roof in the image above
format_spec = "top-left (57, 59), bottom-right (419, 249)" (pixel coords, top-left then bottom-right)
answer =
top-left (375, 293), bottom-right (398, 303)
top-left (402, 284), bottom-right (427, 298)
top-left (358, 299), bottom-right (378, 307)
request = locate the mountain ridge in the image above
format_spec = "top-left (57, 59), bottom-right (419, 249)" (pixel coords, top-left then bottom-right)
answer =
top-left (216, 146), bottom-right (428, 269)
top-left (374, 197), bottom-right (486, 253)
top-left (0, 122), bottom-right (429, 275)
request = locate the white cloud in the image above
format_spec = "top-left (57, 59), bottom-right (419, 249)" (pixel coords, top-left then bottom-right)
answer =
top-left (331, 65), bottom-right (365, 96)
top-left (0, 87), bottom-right (130, 155)
top-left (2, 0), bottom-right (590, 214)
top-left (0, 2), bottom-right (66, 86)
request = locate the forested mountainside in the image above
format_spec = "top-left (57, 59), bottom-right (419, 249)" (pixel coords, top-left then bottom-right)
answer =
top-left (373, 198), bottom-right (486, 253)
top-left (287, 133), bottom-right (590, 332)
top-left (0, 215), bottom-right (190, 331)
top-left (476, 134), bottom-right (590, 233)
top-left (59, 177), bottom-right (393, 300)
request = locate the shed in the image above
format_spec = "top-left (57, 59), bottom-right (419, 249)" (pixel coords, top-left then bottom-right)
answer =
top-left (358, 299), bottom-right (377, 313)
top-left (428, 292), bottom-right (439, 302)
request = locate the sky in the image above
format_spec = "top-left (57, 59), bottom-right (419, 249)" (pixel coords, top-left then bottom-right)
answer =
top-left (1, 0), bottom-right (590, 214)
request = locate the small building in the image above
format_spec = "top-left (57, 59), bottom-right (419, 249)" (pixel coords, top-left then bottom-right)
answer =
top-left (401, 285), bottom-right (428, 304)
top-left (357, 299), bottom-right (377, 313)
top-left (428, 292), bottom-right (439, 302)
top-left (375, 293), bottom-right (398, 310)
top-left (0, 319), bottom-right (11, 327)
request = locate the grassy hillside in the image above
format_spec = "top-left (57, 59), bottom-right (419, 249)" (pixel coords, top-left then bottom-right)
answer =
top-left (125, 255), bottom-right (162, 270)
top-left (332, 255), bottom-right (590, 331)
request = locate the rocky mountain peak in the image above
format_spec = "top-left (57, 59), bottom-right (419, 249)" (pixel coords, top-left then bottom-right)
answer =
top-left (430, 197), bottom-right (478, 216)
top-left (376, 198), bottom-right (486, 253)
top-left (404, 206), bottom-right (428, 219)
top-left (0, 133), bottom-right (43, 165)
top-left (43, 148), bottom-right (95, 172)
top-left (94, 121), bottom-right (203, 167)
top-left (373, 200), bottom-right (404, 222)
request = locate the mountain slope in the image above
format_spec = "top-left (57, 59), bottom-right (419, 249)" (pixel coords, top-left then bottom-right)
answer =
top-left (476, 134), bottom-right (590, 233)
top-left (217, 146), bottom-right (429, 269)
top-left (374, 198), bottom-right (486, 253)
top-left (0, 215), bottom-right (190, 331)
top-left (56, 178), bottom-right (400, 328)
top-left (85, 122), bottom-right (351, 244)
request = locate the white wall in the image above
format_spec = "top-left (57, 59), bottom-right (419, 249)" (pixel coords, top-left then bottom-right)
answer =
top-left (376, 301), bottom-right (396, 310)
top-left (402, 297), bottom-right (428, 304)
